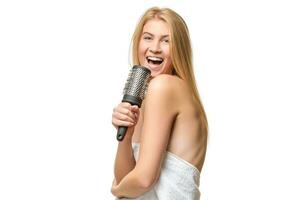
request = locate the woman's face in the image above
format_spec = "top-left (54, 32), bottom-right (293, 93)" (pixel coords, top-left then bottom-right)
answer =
top-left (138, 19), bottom-right (173, 77)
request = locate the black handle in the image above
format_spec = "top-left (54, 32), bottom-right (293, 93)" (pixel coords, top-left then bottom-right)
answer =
top-left (116, 126), bottom-right (128, 141)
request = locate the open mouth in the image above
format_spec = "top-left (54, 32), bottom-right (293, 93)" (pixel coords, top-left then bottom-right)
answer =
top-left (146, 56), bottom-right (164, 66)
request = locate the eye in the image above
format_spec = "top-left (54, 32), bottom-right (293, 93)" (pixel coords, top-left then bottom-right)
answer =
top-left (162, 38), bottom-right (170, 43)
top-left (143, 36), bottom-right (152, 41)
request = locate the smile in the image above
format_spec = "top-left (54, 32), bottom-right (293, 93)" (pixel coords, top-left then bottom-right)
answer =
top-left (146, 56), bottom-right (164, 65)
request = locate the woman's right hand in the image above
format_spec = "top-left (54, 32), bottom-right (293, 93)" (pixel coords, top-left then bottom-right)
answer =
top-left (112, 102), bottom-right (139, 130)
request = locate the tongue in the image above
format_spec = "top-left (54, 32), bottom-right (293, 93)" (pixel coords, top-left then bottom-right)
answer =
top-left (150, 60), bottom-right (162, 65)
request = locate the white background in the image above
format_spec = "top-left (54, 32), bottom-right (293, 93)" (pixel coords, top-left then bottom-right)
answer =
top-left (0, 0), bottom-right (299, 199)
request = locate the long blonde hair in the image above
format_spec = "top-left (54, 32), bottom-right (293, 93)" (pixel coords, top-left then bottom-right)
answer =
top-left (131, 7), bottom-right (208, 135)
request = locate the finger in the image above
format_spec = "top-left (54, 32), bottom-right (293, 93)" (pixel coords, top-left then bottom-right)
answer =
top-left (131, 105), bottom-right (139, 110)
top-left (119, 108), bottom-right (136, 119)
top-left (113, 119), bottom-right (135, 127)
top-left (113, 111), bottom-right (135, 123)
top-left (118, 113), bottom-right (136, 123)
top-left (130, 106), bottom-right (140, 113)
top-left (121, 102), bottom-right (131, 109)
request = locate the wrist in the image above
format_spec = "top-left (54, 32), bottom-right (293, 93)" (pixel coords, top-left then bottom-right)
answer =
top-left (121, 133), bottom-right (133, 143)
top-left (125, 127), bottom-right (134, 139)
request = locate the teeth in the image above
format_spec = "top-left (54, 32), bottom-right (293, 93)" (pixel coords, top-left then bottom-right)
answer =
top-left (147, 56), bottom-right (163, 62)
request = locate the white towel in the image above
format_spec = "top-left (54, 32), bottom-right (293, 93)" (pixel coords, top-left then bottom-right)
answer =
top-left (115, 143), bottom-right (200, 200)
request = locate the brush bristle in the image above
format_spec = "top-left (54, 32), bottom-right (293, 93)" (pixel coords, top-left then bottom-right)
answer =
top-left (123, 66), bottom-right (151, 100)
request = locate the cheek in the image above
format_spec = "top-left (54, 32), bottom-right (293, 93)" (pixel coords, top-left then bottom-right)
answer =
top-left (138, 41), bottom-right (147, 54)
top-left (162, 45), bottom-right (171, 58)
top-left (163, 49), bottom-right (171, 63)
top-left (138, 43), bottom-right (147, 64)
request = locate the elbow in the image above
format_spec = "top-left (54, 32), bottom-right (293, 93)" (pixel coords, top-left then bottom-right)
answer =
top-left (134, 167), bottom-right (159, 190)
top-left (110, 187), bottom-right (115, 196)
top-left (138, 179), bottom-right (153, 190)
top-left (111, 186), bottom-right (117, 197)
top-left (110, 179), bottom-right (117, 197)
top-left (136, 173), bottom-right (157, 190)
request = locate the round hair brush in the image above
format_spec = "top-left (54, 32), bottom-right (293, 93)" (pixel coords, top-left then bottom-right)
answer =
top-left (116, 65), bottom-right (151, 141)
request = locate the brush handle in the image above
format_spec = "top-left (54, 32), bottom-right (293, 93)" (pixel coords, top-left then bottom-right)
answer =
top-left (116, 126), bottom-right (127, 141)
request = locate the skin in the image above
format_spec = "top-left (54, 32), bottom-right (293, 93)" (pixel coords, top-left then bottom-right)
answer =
top-left (111, 19), bottom-right (206, 198)
top-left (138, 19), bottom-right (173, 77)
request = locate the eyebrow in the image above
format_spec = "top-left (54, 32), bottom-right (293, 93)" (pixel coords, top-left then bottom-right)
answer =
top-left (142, 32), bottom-right (169, 38)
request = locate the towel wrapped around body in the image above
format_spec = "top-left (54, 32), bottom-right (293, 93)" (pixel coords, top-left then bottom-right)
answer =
top-left (115, 143), bottom-right (201, 200)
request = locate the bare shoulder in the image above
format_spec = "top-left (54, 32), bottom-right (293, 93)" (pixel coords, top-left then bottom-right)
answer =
top-left (142, 74), bottom-right (189, 117)
top-left (141, 74), bottom-right (185, 118)
top-left (147, 74), bottom-right (186, 95)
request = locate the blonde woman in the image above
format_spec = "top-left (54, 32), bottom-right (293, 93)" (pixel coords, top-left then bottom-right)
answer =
top-left (111, 7), bottom-right (208, 200)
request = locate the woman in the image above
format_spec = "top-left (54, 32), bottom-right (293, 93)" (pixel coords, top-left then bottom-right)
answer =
top-left (111, 7), bottom-right (208, 200)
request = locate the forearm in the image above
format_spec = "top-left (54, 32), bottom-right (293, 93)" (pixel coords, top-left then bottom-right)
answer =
top-left (114, 129), bottom-right (136, 184)
top-left (112, 169), bottom-right (149, 199)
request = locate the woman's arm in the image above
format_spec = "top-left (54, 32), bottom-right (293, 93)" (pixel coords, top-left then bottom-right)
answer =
top-left (113, 129), bottom-right (136, 184)
top-left (111, 168), bottom-right (150, 199)
top-left (112, 103), bottom-right (140, 184)
top-left (111, 75), bottom-right (179, 198)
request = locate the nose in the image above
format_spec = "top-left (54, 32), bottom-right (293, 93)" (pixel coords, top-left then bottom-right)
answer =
top-left (149, 40), bottom-right (162, 54)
